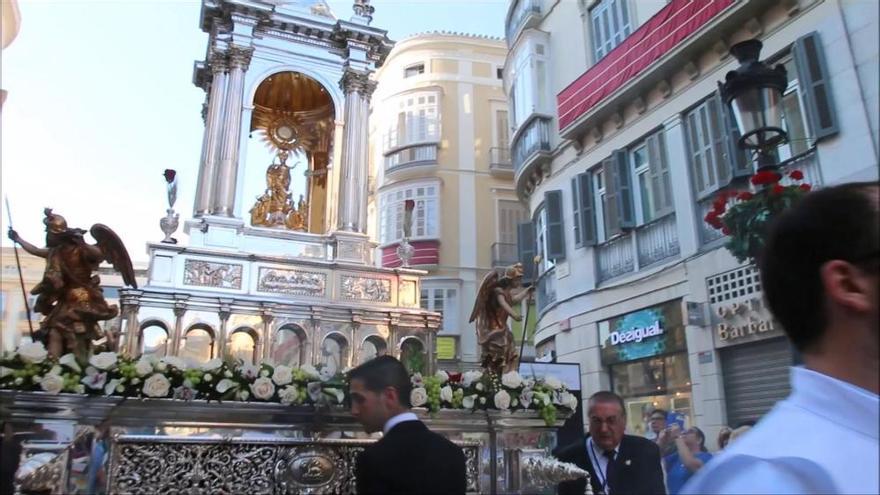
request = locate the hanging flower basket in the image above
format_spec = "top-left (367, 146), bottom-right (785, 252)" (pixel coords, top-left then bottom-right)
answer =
top-left (705, 170), bottom-right (812, 263)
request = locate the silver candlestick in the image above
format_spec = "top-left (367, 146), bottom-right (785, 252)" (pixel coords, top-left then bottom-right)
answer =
top-left (161, 169), bottom-right (179, 244)
top-left (396, 238), bottom-right (414, 267)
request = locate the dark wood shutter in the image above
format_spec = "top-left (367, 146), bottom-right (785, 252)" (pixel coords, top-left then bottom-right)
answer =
top-left (517, 221), bottom-right (535, 284)
top-left (793, 31), bottom-right (839, 140)
top-left (610, 149), bottom-right (635, 231)
top-left (571, 177), bottom-right (583, 247)
top-left (646, 131), bottom-right (674, 218)
top-left (578, 172), bottom-right (597, 246)
top-left (544, 190), bottom-right (566, 261)
top-left (602, 157), bottom-right (621, 236)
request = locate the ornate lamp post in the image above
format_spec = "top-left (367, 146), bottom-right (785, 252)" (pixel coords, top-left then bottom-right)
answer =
top-left (720, 39), bottom-right (788, 173)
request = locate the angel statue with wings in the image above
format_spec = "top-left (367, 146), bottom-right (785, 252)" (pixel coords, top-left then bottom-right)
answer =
top-left (469, 263), bottom-right (534, 375)
top-left (7, 208), bottom-right (137, 363)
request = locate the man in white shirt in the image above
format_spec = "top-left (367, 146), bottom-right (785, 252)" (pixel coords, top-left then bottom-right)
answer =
top-left (682, 181), bottom-right (880, 494)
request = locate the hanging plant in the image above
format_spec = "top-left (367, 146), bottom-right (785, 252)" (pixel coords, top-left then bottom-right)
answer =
top-left (705, 170), bottom-right (812, 263)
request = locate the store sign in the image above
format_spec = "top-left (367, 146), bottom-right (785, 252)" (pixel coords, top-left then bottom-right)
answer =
top-left (600, 300), bottom-right (686, 365)
top-left (712, 296), bottom-right (783, 348)
top-left (609, 321), bottom-right (664, 345)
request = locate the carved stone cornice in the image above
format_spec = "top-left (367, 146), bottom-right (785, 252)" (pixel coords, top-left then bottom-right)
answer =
top-left (228, 46), bottom-right (254, 71)
top-left (339, 70), bottom-right (372, 96)
top-left (352, 0), bottom-right (375, 24)
top-left (210, 50), bottom-right (228, 73)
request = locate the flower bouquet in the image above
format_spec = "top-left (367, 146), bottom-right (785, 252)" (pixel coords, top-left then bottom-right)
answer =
top-left (704, 169), bottom-right (812, 263)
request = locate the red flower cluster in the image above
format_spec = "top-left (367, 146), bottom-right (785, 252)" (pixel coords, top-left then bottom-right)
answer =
top-left (750, 171), bottom-right (782, 186)
top-left (771, 184), bottom-right (785, 195)
top-left (799, 184), bottom-right (812, 192)
top-left (789, 170), bottom-right (804, 180)
top-left (737, 191), bottom-right (754, 201)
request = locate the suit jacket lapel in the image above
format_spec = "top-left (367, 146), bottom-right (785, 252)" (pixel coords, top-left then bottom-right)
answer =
top-left (583, 435), bottom-right (605, 495)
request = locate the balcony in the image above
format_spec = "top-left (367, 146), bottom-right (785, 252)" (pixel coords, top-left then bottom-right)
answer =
top-left (536, 268), bottom-right (557, 315)
top-left (597, 233), bottom-right (635, 283)
top-left (489, 147), bottom-right (512, 176)
top-left (384, 117), bottom-right (441, 151)
top-left (636, 214), bottom-right (680, 268)
top-left (491, 242), bottom-right (518, 268)
top-left (385, 144), bottom-right (438, 172)
top-left (505, 0), bottom-right (541, 47)
top-left (512, 115), bottom-right (552, 190)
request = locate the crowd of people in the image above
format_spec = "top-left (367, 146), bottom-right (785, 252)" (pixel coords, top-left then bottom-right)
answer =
top-left (340, 181), bottom-right (878, 494)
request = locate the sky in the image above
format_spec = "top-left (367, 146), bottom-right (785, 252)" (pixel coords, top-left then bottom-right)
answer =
top-left (0, 0), bottom-right (508, 263)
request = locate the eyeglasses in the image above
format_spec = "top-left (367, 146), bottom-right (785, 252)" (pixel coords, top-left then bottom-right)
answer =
top-left (589, 416), bottom-right (621, 427)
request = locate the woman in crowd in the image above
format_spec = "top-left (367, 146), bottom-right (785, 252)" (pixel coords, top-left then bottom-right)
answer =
top-left (662, 425), bottom-right (713, 495)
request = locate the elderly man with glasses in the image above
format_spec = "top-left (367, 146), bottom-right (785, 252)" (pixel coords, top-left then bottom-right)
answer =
top-left (555, 391), bottom-right (665, 495)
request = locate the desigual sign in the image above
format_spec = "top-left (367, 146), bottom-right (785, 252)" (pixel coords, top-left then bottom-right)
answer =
top-left (609, 321), bottom-right (664, 345)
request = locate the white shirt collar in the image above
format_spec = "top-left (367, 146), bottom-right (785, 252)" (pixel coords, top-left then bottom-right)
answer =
top-left (383, 411), bottom-right (419, 435)
top-left (790, 366), bottom-right (879, 440)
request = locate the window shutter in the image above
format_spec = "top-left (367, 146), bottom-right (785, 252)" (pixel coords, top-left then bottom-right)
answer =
top-left (571, 177), bottom-right (583, 247)
top-left (793, 31), bottom-right (838, 140)
top-left (517, 221), bottom-right (536, 284)
top-left (612, 149), bottom-right (635, 229)
top-left (715, 84), bottom-right (751, 180)
top-left (647, 131), bottom-right (674, 218)
top-left (544, 190), bottom-right (566, 261)
top-left (602, 157), bottom-right (621, 237)
top-left (577, 172), bottom-right (598, 245)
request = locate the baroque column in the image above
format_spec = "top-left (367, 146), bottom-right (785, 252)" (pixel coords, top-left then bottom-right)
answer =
top-left (260, 310), bottom-right (275, 362)
top-left (170, 302), bottom-right (187, 356)
top-left (212, 46), bottom-right (253, 216)
top-left (217, 300), bottom-right (232, 359)
top-left (336, 69), bottom-right (377, 232)
top-left (193, 51), bottom-right (228, 217)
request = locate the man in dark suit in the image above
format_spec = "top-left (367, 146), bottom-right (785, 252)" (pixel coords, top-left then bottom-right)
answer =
top-left (348, 355), bottom-right (466, 494)
top-left (555, 391), bottom-right (665, 495)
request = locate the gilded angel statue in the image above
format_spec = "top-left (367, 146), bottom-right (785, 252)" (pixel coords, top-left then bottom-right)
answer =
top-left (7, 209), bottom-right (137, 362)
top-left (469, 263), bottom-right (534, 375)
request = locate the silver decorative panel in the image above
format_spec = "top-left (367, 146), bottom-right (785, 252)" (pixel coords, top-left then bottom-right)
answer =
top-left (183, 259), bottom-right (243, 289)
top-left (340, 275), bottom-right (391, 302)
top-left (258, 267), bottom-right (327, 297)
top-left (337, 240), bottom-right (365, 262)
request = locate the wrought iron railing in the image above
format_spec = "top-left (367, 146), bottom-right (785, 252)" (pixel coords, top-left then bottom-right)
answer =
top-left (385, 144), bottom-right (438, 171)
top-left (512, 116), bottom-right (551, 174)
top-left (597, 233), bottom-right (635, 283)
top-left (491, 242), bottom-right (518, 268)
top-left (636, 214), bottom-right (680, 268)
top-left (506, 0), bottom-right (541, 44)
top-left (490, 147), bottom-right (512, 172)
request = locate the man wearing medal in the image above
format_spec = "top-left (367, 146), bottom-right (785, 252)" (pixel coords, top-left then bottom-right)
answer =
top-left (555, 391), bottom-right (666, 494)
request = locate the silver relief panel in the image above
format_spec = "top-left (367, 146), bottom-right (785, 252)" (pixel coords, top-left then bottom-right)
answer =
top-left (183, 259), bottom-right (243, 289)
top-left (339, 275), bottom-right (391, 302)
top-left (257, 267), bottom-right (327, 297)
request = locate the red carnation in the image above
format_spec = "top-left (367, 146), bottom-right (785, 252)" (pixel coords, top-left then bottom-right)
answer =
top-left (704, 211), bottom-right (723, 230)
top-left (447, 372), bottom-right (462, 383)
top-left (163, 169), bottom-right (177, 183)
top-left (771, 184), bottom-right (785, 195)
top-left (789, 170), bottom-right (804, 180)
top-left (737, 191), bottom-right (754, 201)
top-left (799, 184), bottom-right (812, 192)
top-left (751, 171), bottom-right (782, 186)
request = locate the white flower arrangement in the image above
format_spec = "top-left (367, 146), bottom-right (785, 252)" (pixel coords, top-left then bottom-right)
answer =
top-left (18, 342), bottom-right (48, 364)
top-left (410, 387), bottom-right (428, 407)
top-left (89, 352), bottom-right (118, 371)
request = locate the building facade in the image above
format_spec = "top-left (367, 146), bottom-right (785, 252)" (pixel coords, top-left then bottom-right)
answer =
top-left (504, 0), bottom-right (878, 447)
top-left (368, 32), bottom-right (529, 369)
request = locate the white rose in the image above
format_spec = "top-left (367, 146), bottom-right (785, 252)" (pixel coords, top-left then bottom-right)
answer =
top-left (543, 375), bottom-right (562, 390)
top-left (475, 382), bottom-right (484, 391)
top-left (89, 352), bottom-right (118, 371)
top-left (14, 377), bottom-right (23, 386)
top-left (59, 353), bottom-right (81, 372)
top-left (131, 377), bottom-right (141, 385)
top-left (440, 385), bottom-right (453, 403)
top-left (203, 373), bottom-right (213, 382)
top-left (18, 342), bottom-right (48, 364)
top-left (250, 377), bottom-right (276, 400)
top-left (561, 391), bottom-right (579, 410)
top-left (300, 364), bottom-right (319, 379)
top-left (272, 365), bottom-right (293, 386)
top-left (479, 397), bottom-right (486, 405)
top-left (161, 356), bottom-right (186, 370)
top-left (279, 385), bottom-right (299, 405)
top-left (155, 362), bottom-right (167, 372)
top-left (494, 390), bottom-right (511, 410)
top-left (501, 371), bottom-right (523, 389)
top-left (435, 370), bottom-right (449, 384)
top-left (202, 358), bottom-right (223, 372)
top-left (40, 374), bottom-right (64, 394)
top-left (462, 370), bottom-right (482, 388)
top-left (143, 373), bottom-right (171, 398)
top-left (132, 358), bottom-right (151, 377)
top-left (410, 387), bottom-right (428, 407)
top-left (216, 378), bottom-right (237, 394)
top-left (462, 395), bottom-right (476, 409)
top-left (260, 369), bottom-right (270, 378)
top-left (104, 379), bottom-right (122, 396)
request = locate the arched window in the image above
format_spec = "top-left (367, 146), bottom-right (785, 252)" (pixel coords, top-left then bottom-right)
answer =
top-left (400, 337), bottom-right (426, 374)
top-left (180, 325), bottom-right (214, 364)
top-left (139, 322), bottom-right (169, 358)
top-left (321, 333), bottom-right (348, 376)
top-left (274, 325), bottom-right (306, 367)
top-left (359, 335), bottom-right (387, 364)
top-left (229, 328), bottom-right (257, 365)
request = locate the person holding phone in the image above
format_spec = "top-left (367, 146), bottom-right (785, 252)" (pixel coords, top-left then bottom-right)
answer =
top-left (663, 425), bottom-right (712, 494)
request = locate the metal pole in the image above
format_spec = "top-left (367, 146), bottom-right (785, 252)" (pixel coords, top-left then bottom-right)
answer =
top-left (4, 197), bottom-right (35, 340)
top-left (515, 256), bottom-right (541, 370)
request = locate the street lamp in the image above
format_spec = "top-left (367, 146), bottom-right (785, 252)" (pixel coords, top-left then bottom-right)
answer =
top-left (720, 39), bottom-right (788, 173)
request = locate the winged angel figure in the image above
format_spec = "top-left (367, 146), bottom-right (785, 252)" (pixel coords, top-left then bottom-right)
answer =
top-left (469, 263), bottom-right (534, 375)
top-left (8, 208), bottom-right (137, 362)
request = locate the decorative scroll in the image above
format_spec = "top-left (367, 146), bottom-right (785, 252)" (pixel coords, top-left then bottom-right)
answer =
top-left (340, 275), bottom-right (391, 302)
top-left (110, 437), bottom-right (479, 494)
top-left (258, 267), bottom-right (326, 297)
top-left (183, 260), bottom-right (243, 289)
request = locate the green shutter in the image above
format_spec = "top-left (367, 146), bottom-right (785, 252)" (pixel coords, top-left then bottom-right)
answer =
top-left (612, 149), bottom-right (635, 229)
top-left (647, 130), bottom-right (674, 218)
top-left (517, 221), bottom-right (535, 284)
top-left (578, 172), bottom-right (597, 245)
top-left (544, 190), bottom-right (566, 261)
top-left (793, 31), bottom-right (838, 140)
top-left (571, 177), bottom-right (583, 247)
